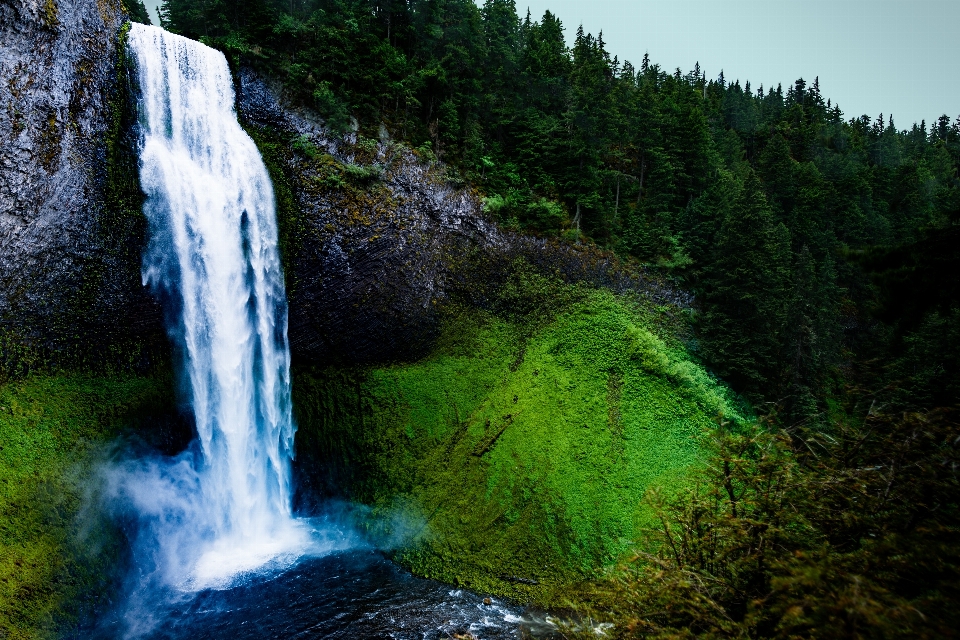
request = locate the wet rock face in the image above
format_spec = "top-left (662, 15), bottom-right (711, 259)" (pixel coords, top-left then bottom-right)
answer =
top-left (237, 69), bottom-right (690, 366)
top-left (0, 0), bottom-right (163, 370)
top-left (238, 69), bottom-right (467, 364)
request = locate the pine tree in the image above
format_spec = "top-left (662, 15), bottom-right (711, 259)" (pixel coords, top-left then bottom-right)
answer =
top-left (701, 171), bottom-right (792, 399)
top-left (757, 133), bottom-right (796, 221)
top-left (562, 27), bottom-right (613, 237)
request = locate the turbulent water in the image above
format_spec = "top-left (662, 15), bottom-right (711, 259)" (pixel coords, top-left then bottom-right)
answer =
top-left (108, 23), bottom-right (321, 599)
top-left (90, 550), bottom-right (533, 640)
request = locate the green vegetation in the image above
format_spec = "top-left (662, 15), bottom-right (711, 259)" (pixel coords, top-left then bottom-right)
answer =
top-left (293, 273), bottom-right (742, 601)
top-left (3, 0), bottom-right (958, 636)
top-left (0, 374), bottom-right (173, 639)
top-left (566, 409), bottom-right (960, 638)
top-left (153, 1), bottom-right (959, 629)
top-left (126, 0), bottom-right (152, 24)
top-left (159, 0), bottom-right (960, 424)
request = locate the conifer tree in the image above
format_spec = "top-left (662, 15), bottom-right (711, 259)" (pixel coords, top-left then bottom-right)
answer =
top-left (701, 172), bottom-right (792, 399)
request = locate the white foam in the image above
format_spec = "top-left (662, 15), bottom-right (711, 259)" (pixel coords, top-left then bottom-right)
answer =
top-left (119, 24), bottom-right (307, 590)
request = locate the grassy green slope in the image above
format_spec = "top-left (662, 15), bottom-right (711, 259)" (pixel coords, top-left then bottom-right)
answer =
top-left (295, 289), bottom-right (742, 602)
top-left (0, 375), bottom-right (172, 640)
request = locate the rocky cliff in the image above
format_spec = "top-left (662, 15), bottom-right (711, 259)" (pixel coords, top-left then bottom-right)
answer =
top-left (236, 68), bottom-right (690, 366)
top-left (0, 0), bottom-right (162, 375)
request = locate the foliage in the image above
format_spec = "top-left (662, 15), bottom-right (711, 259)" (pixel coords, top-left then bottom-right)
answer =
top-left (853, 226), bottom-right (960, 410)
top-left (292, 275), bottom-right (741, 602)
top-left (699, 171), bottom-right (792, 400)
top-left (125, 0), bottom-right (152, 24)
top-left (159, 0), bottom-right (960, 421)
top-left (5, 2), bottom-right (950, 634)
top-left (566, 409), bottom-right (960, 638)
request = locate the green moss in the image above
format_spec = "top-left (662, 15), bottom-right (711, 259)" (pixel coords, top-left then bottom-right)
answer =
top-left (294, 288), bottom-right (741, 603)
top-left (41, 0), bottom-right (59, 29)
top-left (0, 373), bottom-right (174, 639)
top-left (0, 329), bottom-right (46, 381)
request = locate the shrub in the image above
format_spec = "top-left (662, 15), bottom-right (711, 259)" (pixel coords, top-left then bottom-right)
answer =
top-left (568, 409), bottom-right (960, 638)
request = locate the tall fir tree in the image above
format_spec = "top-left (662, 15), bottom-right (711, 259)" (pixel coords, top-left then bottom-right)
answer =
top-left (701, 171), bottom-right (792, 400)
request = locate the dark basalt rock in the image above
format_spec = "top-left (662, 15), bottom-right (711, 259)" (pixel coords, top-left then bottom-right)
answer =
top-left (236, 68), bottom-right (691, 366)
top-left (0, 0), bottom-right (164, 373)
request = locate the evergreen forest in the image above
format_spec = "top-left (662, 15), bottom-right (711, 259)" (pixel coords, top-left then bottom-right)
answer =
top-left (160, 0), bottom-right (960, 421)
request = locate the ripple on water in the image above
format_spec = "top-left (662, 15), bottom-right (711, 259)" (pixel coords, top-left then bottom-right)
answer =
top-left (90, 550), bottom-right (554, 639)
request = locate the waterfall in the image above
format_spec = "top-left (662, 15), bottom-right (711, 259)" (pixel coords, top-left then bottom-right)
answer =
top-left (117, 23), bottom-right (311, 591)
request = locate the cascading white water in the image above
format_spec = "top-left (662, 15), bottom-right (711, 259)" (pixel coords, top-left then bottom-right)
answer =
top-left (119, 23), bottom-right (311, 590)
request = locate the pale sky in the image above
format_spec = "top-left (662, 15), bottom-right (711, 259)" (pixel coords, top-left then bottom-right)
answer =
top-left (517, 0), bottom-right (960, 129)
top-left (145, 0), bottom-right (960, 129)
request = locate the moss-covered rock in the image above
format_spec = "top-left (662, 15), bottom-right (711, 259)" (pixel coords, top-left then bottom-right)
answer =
top-left (292, 284), bottom-right (742, 603)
